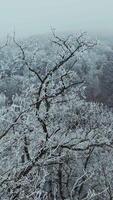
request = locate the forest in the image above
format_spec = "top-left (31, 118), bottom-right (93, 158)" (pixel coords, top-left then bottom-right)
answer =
top-left (0, 31), bottom-right (113, 200)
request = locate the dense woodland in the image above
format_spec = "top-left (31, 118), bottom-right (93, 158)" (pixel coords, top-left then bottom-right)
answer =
top-left (1, 32), bottom-right (113, 199)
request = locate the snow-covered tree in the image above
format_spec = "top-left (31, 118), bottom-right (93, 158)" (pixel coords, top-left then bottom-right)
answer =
top-left (0, 33), bottom-right (113, 200)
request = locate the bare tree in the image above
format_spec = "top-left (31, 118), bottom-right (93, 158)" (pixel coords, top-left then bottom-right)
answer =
top-left (0, 32), bottom-right (112, 200)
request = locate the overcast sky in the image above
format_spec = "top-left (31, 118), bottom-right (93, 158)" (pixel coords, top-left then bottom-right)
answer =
top-left (0, 0), bottom-right (113, 38)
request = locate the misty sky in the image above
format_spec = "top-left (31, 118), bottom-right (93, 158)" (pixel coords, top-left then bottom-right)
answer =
top-left (0, 0), bottom-right (113, 38)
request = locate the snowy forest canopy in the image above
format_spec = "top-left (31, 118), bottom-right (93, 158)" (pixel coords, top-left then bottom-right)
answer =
top-left (0, 32), bottom-right (113, 200)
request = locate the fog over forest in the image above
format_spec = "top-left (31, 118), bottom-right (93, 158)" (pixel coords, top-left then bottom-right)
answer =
top-left (0, 0), bottom-right (113, 37)
top-left (1, 1), bottom-right (113, 200)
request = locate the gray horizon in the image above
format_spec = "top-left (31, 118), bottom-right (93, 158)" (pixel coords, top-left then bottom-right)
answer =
top-left (0, 0), bottom-right (113, 38)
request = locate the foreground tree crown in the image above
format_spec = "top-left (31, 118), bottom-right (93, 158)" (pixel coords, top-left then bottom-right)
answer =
top-left (0, 32), bottom-right (113, 200)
